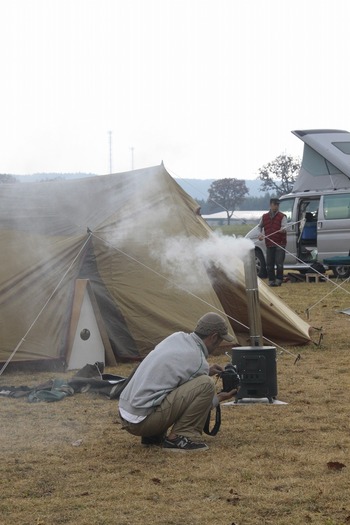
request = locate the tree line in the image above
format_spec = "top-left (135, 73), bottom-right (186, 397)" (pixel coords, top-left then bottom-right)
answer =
top-left (197, 193), bottom-right (273, 215)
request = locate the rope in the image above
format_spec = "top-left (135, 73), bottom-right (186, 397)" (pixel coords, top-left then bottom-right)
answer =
top-left (91, 232), bottom-right (302, 361)
top-left (168, 171), bottom-right (349, 312)
top-left (165, 174), bottom-right (338, 346)
top-left (305, 277), bottom-right (350, 317)
top-left (0, 233), bottom-right (93, 376)
top-left (168, 169), bottom-right (350, 311)
top-left (1, 218), bottom-right (310, 375)
top-left (253, 221), bottom-right (350, 314)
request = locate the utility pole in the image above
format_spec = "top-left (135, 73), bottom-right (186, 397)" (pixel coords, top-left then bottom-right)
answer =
top-left (108, 131), bottom-right (112, 174)
top-left (130, 146), bottom-right (134, 170)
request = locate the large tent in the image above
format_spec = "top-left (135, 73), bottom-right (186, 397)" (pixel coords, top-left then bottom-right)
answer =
top-left (0, 164), bottom-right (311, 371)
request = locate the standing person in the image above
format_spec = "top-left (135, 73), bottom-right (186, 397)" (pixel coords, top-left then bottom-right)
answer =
top-left (118, 312), bottom-right (237, 452)
top-left (258, 198), bottom-right (287, 287)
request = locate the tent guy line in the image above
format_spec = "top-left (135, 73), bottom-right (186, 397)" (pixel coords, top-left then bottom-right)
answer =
top-left (1, 222), bottom-right (302, 374)
top-left (0, 233), bottom-right (93, 376)
top-left (90, 231), bottom-right (303, 361)
top-left (305, 278), bottom-right (350, 316)
top-left (0, 164), bottom-right (311, 369)
top-left (255, 226), bottom-right (350, 313)
top-left (91, 231), bottom-right (250, 327)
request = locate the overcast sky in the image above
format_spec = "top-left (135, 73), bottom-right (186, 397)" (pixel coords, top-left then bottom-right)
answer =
top-left (1, 0), bottom-right (349, 180)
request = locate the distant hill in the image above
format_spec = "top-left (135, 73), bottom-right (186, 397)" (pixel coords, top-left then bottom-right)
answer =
top-left (175, 178), bottom-right (263, 199)
top-left (15, 172), bottom-right (96, 183)
top-left (13, 172), bottom-right (264, 199)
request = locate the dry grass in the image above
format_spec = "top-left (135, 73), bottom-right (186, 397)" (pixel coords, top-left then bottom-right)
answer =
top-left (1, 275), bottom-right (350, 525)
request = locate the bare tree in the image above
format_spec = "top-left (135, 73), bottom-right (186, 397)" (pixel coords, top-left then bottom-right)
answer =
top-left (258, 154), bottom-right (300, 197)
top-left (207, 178), bottom-right (248, 225)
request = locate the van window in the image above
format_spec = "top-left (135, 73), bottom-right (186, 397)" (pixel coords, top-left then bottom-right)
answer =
top-left (323, 193), bottom-right (350, 219)
top-left (303, 199), bottom-right (319, 219)
top-left (279, 198), bottom-right (294, 222)
top-left (303, 144), bottom-right (343, 176)
top-left (332, 142), bottom-right (350, 155)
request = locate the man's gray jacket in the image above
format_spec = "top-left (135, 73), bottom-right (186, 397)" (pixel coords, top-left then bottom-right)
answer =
top-left (118, 331), bottom-right (210, 418)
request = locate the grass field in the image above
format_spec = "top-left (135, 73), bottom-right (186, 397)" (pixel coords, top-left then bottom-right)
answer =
top-left (1, 276), bottom-right (350, 525)
top-left (212, 223), bottom-right (254, 237)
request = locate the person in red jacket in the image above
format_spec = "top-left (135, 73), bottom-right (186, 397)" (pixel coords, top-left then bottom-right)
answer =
top-left (258, 198), bottom-right (287, 286)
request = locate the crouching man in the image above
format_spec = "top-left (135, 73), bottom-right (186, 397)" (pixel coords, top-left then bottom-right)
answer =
top-left (118, 312), bottom-right (237, 452)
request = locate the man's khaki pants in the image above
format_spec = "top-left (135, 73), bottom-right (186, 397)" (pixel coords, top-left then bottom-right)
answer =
top-left (120, 375), bottom-right (215, 440)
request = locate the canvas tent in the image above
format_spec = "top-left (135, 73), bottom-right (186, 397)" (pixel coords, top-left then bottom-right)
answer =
top-left (0, 164), bottom-right (311, 371)
top-left (292, 129), bottom-right (350, 192)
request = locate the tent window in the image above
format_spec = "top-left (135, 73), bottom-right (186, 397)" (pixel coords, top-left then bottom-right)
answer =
top-left (302, 144), bottom-right (342, 176)
top-left (323, 193), bottom-right (350, 220)
top-left (332, 141), bottom-right (350, 155)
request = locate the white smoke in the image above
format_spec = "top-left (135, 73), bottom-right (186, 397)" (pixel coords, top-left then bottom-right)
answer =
top-left (154, 231), bottom-right (255, 293)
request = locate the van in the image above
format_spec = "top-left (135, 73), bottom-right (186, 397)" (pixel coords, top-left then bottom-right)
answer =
top-left (246, 190), bottom-right (350, 278)
top-left (246, 129), bottom-right (350, 279)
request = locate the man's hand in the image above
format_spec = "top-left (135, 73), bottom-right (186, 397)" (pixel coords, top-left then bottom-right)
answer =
top-left (217, 388), bottom-right (238, 403)
top-left (258, 234), bottom-right (264, 241)
top-left (209, 364), bottom-right (224, 376)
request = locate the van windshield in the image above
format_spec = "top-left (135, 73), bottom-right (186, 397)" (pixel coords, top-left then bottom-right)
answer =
top-left (279, 198), bottom-right (294, 222)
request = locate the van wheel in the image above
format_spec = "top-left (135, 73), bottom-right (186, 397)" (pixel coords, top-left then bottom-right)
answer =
top-left (332, 265), bottom-right (350, 279)
top-left (255, 250), bottom-right (267, 278)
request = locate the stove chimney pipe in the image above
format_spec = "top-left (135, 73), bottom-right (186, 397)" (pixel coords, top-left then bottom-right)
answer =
top-left (230, 246), bottom-right (278, 402)
top-left (244, 247), bottom-right (264, 347)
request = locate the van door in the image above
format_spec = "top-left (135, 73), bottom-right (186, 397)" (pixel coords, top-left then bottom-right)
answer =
top-left (296, 197), bottom-right (320, 264)
top-left (317, 193), bottom-right (350, 260)
top-left (278, 198), bottom-right (297, 264)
